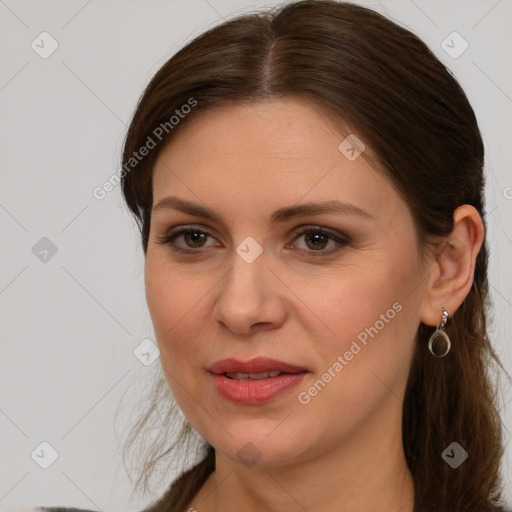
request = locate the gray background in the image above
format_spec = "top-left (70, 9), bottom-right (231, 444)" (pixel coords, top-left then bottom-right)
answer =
top-left (1, 0), bottom-right (511, 510)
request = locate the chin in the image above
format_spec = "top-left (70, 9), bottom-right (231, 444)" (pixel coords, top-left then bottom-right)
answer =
top-left (209, 426), bottom-right (314, 468)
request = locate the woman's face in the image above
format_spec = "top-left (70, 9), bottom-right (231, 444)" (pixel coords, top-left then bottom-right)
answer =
top-left (145, 98), bottom-right (428, 467)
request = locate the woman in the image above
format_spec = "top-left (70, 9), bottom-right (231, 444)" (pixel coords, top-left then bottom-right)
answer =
top-left (30, 0), bottom-right (510, 511)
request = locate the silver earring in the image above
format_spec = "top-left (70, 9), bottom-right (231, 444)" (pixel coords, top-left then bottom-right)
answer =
top-left (428, 308), bottom-right (451, 357)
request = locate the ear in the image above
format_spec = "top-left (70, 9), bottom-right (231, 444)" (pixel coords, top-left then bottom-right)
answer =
top-left (419, 205), bottom-right (485, 327)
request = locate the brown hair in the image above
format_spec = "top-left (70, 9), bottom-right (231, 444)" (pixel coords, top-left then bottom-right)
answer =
top-left (119, 1), bottom-right (510, 511)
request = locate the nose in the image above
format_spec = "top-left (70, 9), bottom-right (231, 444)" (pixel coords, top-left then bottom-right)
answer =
top-left (212, 246), bottom-right (287, 335)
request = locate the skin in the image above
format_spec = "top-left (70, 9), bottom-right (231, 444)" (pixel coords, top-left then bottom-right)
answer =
top-left (144, 98), bottom-right (484, 512)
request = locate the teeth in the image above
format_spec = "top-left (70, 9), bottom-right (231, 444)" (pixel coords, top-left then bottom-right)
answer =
top-left (225, 370), bottom-right (282, 380)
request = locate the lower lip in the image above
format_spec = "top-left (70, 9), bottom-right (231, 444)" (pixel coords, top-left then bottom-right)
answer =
top-left (210, 372), bottom-right (308, 404)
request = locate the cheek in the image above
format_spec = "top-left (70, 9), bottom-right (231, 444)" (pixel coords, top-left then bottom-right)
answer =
top-left (144, 259), bottom-right (218, 433)
top-left (145, 250), bottom-right (199, 320)
top-left (312, 256), bottom-right (419, 382)
top-left (144, 257), bottom-right (203, 355)
top-left (318, 270), bottom-right (402, 338)
top-left (144, 262), bottom-right (207, 412)
top-left (293, 279), bottom-right (416, 437)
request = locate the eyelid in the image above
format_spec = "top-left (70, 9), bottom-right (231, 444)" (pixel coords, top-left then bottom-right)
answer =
top-left (288, 225), bottom-right (351, 257)
top-left (156, 223), bottom-right (351, 257)
top-left (155, 224), bottom-right (219, 251)
top-left (290, 225), bottom-right (349, 240)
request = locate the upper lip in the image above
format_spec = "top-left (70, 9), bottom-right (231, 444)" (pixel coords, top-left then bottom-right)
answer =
top-left (208, 357), bottom-right (308, 375)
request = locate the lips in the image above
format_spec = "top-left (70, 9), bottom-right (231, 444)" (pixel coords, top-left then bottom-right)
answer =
top-left (225, 370), bottom-right (281, 380)
top-left (208, 357), bottom-right (308, 404)
top-left (208, 357), bottom-right (307, 376)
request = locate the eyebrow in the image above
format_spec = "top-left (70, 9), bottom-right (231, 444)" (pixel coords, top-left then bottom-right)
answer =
top-left (152, 196), bottom-right (376, 224)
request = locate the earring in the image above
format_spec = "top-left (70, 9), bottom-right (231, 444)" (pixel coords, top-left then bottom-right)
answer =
top-left (428, 308), bottom-right (451, 357)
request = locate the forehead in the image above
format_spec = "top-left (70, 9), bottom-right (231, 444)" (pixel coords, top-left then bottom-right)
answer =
top-left (149, 99), bottom-right (414, 244)
top-left (153, 98), bottom-right (384, 189)
top-left (168, 99), bottom-right (329, 158)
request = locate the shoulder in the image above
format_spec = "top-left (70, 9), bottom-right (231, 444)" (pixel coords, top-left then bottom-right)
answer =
top-left (5, 508), bottom-right (98, 512)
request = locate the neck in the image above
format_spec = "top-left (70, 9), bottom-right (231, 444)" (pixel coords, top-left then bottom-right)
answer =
top-left (188, 413), bottom-right (414, 512)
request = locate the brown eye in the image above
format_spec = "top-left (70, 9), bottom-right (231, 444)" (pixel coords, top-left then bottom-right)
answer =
top-left (156, 227), bottom-right (217, 251)
top-left (303, 232), bottom-right (331, 251)
top-left (182, 231), bottom-right (208, 248)
top-left (289, 227), bottom-right (350, 258)
top-left (156, 224), bottom-right (350, 259)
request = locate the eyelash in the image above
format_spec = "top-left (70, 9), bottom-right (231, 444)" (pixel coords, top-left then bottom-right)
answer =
top-left (155, 225), bottom-right (351, 259)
